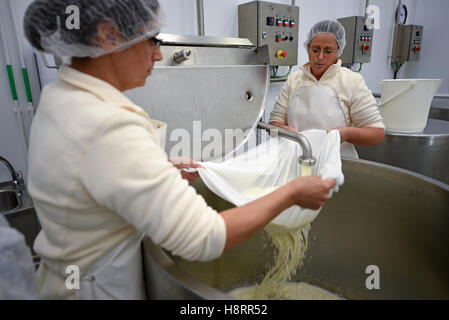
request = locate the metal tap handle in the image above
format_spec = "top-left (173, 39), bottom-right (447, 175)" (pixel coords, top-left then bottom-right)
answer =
top-left (257, 121), bottom-right (316, 166)
top-left (40, 52), bottom-right (59, 69)
top-left (0, 155), bottom-right (20, 185)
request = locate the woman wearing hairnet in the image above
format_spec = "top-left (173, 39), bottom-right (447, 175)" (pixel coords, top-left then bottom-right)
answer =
top-left (24, 0), bottom-right (336, 299)
top-left (270, 20), bottom-right (385, 158)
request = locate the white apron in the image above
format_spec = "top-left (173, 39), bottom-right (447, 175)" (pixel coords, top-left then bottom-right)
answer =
top-left (77, 119), bottom-right (168, 300)
top-left (287, 86), bottom-right (358, 159)
top-left (78, 232), bottom-right (146, 299)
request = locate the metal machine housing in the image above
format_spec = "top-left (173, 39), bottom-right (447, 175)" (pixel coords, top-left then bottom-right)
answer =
top-left (338, 16), bottom-right (374, 66)
top-left (238, 1), bottom-right (299, 66)
top-left (392, 24), bottom-right (424, 63)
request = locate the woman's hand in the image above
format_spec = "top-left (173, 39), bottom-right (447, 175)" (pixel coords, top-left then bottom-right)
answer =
top-left (334, 126), bottom-right (350, 143)
top-left (288, 176), bottom-right (336, 210)
top-left (168, 157), bottom-right (204, 183)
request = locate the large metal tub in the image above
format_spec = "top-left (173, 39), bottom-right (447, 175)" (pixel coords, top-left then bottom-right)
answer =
top-left (142, 159), bottom-right (449, 300)
top-left (125, 34), bottom-right (269, 161)
top-left (429, 98), bottom-right (449, 122)
top-left (357, 119), bottom-right (449, 185)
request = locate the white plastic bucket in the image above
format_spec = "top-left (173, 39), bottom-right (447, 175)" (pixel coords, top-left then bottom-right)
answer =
top-left (379, 79), bottom-right (442, 133)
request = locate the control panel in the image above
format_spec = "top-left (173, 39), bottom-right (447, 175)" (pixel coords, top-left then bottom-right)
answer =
top-left (392, 24), bottom-right (423, 63)
top-left (338, 16), bottom-right (374, 66)
top-left (238, 1), bottom-right (299, 66)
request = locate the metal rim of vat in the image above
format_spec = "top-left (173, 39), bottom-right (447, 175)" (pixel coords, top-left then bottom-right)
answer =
top-left (383, 119), bottom-right (449, 148)
top-left (142, 158), bottom-right (449, 300)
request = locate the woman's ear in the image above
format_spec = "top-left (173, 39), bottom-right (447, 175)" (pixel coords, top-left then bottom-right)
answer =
top-left (95, 20), bottom-right (123, 52)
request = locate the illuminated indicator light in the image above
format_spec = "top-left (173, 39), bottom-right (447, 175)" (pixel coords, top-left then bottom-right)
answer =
top-left (290, 20), bottom-right (295, 27)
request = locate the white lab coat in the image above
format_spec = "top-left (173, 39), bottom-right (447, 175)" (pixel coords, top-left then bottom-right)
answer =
top-left (28, 65), bottom-right (226, 299)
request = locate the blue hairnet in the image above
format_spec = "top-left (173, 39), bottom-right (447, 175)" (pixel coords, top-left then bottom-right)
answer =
top-left (304, 20), bottom-right (347, 56)
top-left (24, 0), bottom-right (165, 64)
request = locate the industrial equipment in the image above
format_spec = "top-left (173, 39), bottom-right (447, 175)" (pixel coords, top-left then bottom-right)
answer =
top-left (125, 34), bottom-right (270, 161)
top-left (338, 16), bottom-right (374, 68)
top-left (143, 159), bottom-right (449, 299)
top-left (238, 1), bottom-right (299, 67)
top-left (392, 24), bottom-right (424, 63)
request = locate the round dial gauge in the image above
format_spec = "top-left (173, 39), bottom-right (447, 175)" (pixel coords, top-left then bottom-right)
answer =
top-left (396, 4), bottom-right (408, 25)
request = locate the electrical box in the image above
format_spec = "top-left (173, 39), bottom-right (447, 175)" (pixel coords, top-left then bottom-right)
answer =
top-left (337, 16), bottom-right (374, 66)
top-left (392, 24), bottom-right (423, 63)
top-left (238, 1), bottom-right (299, 66)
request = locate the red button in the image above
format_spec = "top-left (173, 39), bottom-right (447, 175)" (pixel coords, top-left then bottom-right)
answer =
top-left (414, 46), bottom-right (421, 52)
top-left (282, 51), bottom-right (287, 58)
top-left (363, 44), bottom-right (370, 51)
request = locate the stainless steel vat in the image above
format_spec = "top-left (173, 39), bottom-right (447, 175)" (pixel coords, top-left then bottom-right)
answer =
top-left (430, 97), bottom-right (449, 122)
top-left (142, 159), bottom-right (449, 299)
top-left (430, 107), bottom-right (449, 122)
top-left (356, 119), bottom-right (449, 185)
top-left (125, 34), bottom-right (270, 161)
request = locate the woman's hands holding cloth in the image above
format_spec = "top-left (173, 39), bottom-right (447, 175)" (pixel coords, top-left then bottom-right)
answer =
top-left (168, 157), bottom-right (204, 183)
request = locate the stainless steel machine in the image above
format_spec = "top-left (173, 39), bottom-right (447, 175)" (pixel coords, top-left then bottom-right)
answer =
top-left (125, 34), bottom-right (315, 164)
top-left (143, 159), bottom-right (449, 299)
top-left (338, 16), bottom-right (374, 67)
top-left (125, 34), bottom-right (270, 161)
top-left (392, 24), bottom-right (424, 63)
top-left (238, 1), bottom-right (299, 67)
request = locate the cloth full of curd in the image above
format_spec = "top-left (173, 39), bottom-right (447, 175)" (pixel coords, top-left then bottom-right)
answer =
top-left (198, 129), bottom-right (344, 233)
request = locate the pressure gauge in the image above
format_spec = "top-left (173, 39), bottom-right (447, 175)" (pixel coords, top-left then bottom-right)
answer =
top-left (396, 4), bottom-right (408, 25)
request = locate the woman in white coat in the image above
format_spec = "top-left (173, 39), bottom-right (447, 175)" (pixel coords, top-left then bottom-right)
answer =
top-left (270, 20), bottom-right (385, 158)
top-left (24, 0), bottom-right (336, 299)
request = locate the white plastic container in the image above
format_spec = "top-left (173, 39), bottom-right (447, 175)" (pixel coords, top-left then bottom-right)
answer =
top-left (379, 79), bottom-right (442, 133)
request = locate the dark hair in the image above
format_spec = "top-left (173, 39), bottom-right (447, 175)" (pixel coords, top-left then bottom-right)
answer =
top-left (24, 0), bottom-right (160, 52)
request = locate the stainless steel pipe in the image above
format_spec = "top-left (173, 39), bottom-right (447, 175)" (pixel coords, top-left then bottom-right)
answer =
top-left (196, 0), bottom-right (205, 36)
top-left (257, 121), bottom-right (316, 166)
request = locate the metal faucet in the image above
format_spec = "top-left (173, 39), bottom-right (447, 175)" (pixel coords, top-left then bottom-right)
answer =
top-left (257, 122), bottom-right (316, 166)
top-left (0, 155), bottom-right (21, 188)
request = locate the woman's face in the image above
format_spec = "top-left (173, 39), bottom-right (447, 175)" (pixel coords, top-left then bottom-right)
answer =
top-left (307, 33), bottom-right (339, 79)
top-left (114, 36), bottom-right (163, 91)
